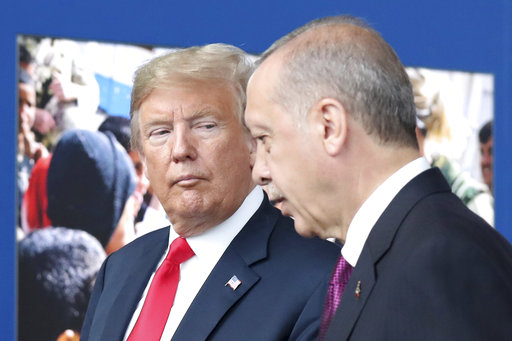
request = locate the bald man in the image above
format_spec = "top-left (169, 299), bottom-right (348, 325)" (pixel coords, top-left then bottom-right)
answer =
top-left (245, 15), bottom-right (512, 341)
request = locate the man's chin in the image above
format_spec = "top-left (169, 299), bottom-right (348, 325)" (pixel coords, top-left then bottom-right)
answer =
top-left (292, 219), bottom-right (318, 238)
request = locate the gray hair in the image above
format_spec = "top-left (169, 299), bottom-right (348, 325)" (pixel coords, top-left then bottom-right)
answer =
top-left (262, 15), bottom-right (418, 148)
top-left (130, 43), bottom-right (255, 153)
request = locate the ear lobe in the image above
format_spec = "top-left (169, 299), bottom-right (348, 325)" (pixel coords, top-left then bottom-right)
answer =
top-left (311, 98), bottom-right (347, 156)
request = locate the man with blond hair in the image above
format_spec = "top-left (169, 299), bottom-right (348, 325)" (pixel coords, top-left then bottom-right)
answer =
top-left (81, 43), bottom-right (339, 341)
top-left (245, 15), bottom-right (512, 341)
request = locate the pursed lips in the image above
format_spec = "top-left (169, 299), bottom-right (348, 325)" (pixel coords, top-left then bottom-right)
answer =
top-left (172, 175), bottom-right (204, 187)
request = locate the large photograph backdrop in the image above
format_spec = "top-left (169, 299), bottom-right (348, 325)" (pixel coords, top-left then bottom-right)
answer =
top-left (2, 1), bottom-right (511, 339)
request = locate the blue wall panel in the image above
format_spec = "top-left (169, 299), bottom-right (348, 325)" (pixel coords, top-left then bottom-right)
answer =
top-left (1, 1), bottom-right (510, 339)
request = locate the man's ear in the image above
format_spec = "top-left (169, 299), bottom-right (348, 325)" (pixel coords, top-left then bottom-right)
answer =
top-left (310, 98), bottom-right (347, 156)
top-left (415, 126), bottom-right (425, 156)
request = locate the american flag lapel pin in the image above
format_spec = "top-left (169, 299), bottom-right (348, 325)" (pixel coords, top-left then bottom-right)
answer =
top-left (355, 280), bottom-right (361, 299)
top-left (225, 275), bottom-right (242, 290)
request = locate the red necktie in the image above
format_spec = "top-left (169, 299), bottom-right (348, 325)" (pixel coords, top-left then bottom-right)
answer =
top-left (318, 254), bottom-right (353, 340)
top-left (127, 237), bottom-right (194, 341)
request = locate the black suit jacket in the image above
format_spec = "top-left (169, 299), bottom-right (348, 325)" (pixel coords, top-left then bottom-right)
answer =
top-left (324, 168), bottom-right (512, 340)
top-left (81, 194), bottom-right (340, 341)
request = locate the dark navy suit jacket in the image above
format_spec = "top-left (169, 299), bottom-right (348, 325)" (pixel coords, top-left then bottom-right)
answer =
top-left (81, 194), bottom-right (340, 341)
top-left (324, 168), bottom-right (512, 340)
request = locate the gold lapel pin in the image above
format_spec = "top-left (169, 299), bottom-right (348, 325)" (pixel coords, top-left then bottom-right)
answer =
top-left (355, 280), bottom-right (361, 299)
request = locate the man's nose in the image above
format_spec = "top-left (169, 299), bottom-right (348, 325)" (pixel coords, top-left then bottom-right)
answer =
top-left (252, 148), bottom-right (271, 185)
top-left (171, 127), bottom-right (198, 162)
top-left (481, 151), bottom-right (492, 165)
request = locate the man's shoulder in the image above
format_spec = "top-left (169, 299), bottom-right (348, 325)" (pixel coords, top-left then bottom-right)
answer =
top-left (110, 226), bottom-right (169, 260)
top-left (389, 186), bottom-right (512, 270)
top-left (366, 167), bottom-right (505, 266)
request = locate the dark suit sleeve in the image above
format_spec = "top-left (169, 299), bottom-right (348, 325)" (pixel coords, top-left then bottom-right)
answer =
top-left (80, 255), bottom-right (108, 341)
top-left (288, 277), bottom-right (330, 341)
top-left (399, 235), bottom-right (512, 340)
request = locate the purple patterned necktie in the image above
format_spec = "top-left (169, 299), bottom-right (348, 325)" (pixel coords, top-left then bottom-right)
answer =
top-left (318, 254), bottom-right (353, 340)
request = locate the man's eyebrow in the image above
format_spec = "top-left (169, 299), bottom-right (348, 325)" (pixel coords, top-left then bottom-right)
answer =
top-left (140, 117), bottom-right (175, 136)
top-left (189, 108), bottom-right (216, 119)
top-left (249, 124), bottom-right (272, 136)
top-left (186, 106), bottom-right (226, 122)
top-left (250, 115), bottom-right (271, 131)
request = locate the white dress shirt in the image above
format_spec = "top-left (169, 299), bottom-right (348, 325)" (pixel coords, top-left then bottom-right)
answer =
top-left (123, 187), bottom-right (264, 341)
top-left (342, 157), bottom-right (431, 267)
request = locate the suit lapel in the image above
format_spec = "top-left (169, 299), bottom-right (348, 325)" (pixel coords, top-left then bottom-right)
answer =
top-left (325, 168), bottom-right (451, 340)
top-left (325, 249), bottom-right (376, 341)
top-left (172, 250), bottom-right (261, 340)
top-left (99, 228), bottom-right (170, 340)
top-left (173, 196), bottom-right (278, 340)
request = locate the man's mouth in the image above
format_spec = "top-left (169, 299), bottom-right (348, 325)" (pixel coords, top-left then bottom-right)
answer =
top-left (173, 175), bottom-right (203, 187)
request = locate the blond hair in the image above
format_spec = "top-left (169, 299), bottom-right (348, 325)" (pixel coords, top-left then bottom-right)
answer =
top-left (130, 43), bottom-right (254, 153)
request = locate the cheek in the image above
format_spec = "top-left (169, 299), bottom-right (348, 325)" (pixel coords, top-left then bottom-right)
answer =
top-left (144, 152), bottom-right (169, 181)
top-left (270, 149), bottom-right (311, 198)
top-left (215, 134), bottom-right (250, 164)
top-left (210, 141), bottom-right (252, 187)
top-left (268, 148), bottom-right (294, 180)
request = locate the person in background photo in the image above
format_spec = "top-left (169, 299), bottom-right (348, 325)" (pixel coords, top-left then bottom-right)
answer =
top-left (81, 43), bottom-right (339, 341)
top-left (245, 14), bottom-right (512, 341)
top-left (18, 227), bottom-right (106, 341)
top-left (98, 115), bottom-right (169, 236)
top-left (479, 120), bottom-right (493, 193)
top-left (46, 129), bottom-right (137, 254)
top-left (17, 67), bottom-right (49, 236)
top-left (409, 69), bottom-right (494, 226)
top-left (38, 38), bottom-right (104, 134)
top-left (20, 154), bottom-right (53, 233)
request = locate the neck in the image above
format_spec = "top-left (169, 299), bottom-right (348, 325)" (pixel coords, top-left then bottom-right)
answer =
top-left (335, 143), bottom-right (420, 242)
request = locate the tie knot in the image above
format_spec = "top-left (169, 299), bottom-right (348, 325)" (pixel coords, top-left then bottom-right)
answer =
top-left (167, 237), bottom-right (195, 265)
top-left (333, 254), bottom-right (353, 284)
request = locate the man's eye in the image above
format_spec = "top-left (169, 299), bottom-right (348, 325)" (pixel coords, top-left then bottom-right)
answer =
top-left (197, 123), bottom-right (216, 130)
top-left (148, 128), bottom-right (171, 141)
top-left (255, 136), bottom-right (271, 153)
top-left (257, 136), bottom-right (267, 144)
top-left (154, 130), bottom-right (169, 136)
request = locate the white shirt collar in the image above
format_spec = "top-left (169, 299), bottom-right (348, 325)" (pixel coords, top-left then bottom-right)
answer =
top-left (124, 186), bottom-right (264, 341)
top-left (168, 186), bottom-right (263, 263)
top-left (342, 157), bottom-right (430, 266)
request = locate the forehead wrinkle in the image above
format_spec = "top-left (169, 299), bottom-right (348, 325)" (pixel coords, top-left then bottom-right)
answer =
top-left (142, 101), bottom-right (219, 121)
top-left (187, 106), bottom-right (222, 121)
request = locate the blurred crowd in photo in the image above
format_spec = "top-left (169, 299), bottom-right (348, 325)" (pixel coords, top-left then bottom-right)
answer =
top-left (407, 67), bottom-right (494, 226)
top-left (17, 36), bottom-right (175, 241)
top-left (16, 35), bottom-right (495, 341)
top-left (16, 36), bottom-right (173, 340)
